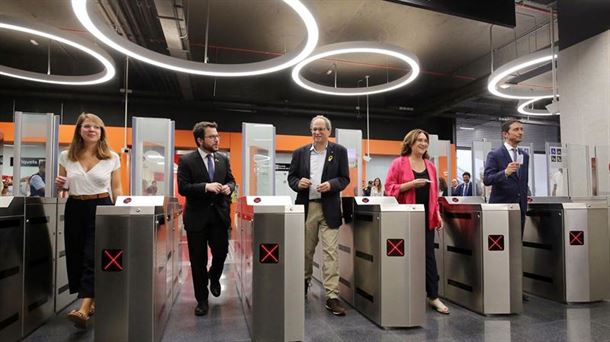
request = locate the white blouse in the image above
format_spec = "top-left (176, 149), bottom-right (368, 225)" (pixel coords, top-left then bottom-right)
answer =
top-left (59, 150), bottom-right (120, 196)
top-left (370, 187), bottom-right (383, 196)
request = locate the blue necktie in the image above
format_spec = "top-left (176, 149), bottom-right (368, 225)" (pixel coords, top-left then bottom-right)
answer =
top-left (207, 154), bottom-right (215, 181)
top-left (465, 183), bottom-right (469, 196)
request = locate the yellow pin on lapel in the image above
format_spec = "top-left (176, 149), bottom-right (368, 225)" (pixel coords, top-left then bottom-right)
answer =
top-left (327, 155), bottom-right (333, 162)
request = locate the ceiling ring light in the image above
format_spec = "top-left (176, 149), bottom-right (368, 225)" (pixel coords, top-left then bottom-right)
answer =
top-left (71, 0), bottom-right (318, 77)
top-left (518, 95), bottom-right (558, 116)
top-left (291, 41), bottom-right (420, 96)
top-left (0, 15), bottom-right (115, 85)
top-left (488, 47), bottom-right (557, 100)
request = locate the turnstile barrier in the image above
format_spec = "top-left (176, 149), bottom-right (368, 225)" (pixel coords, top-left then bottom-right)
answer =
top-left (353, 196), bottom-right (425, 328)
top-left (54, 198), bottom-right (77, 313)
top-left (0, 197), bottom-right (25, 342)
top-left (440, 196), bottom-right (522, 315)
top-left (95, 196), bottom-right (182, 342)
top-left (236, 196), bottom-right (304, 342)
top-left (524, 197), bottom-right (610, 302)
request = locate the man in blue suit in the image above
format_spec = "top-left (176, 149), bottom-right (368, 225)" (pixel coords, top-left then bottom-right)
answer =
top-left (484, 120), bottom-right (529, 234)
top-left (455, 172), bottom-right (473, 196)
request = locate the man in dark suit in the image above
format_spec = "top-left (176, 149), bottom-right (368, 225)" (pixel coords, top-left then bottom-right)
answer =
top-left (455, 171), bottom-right (473, 196)
top-left (288, 115), bottom-right (350, 316)
top-left (178, 121), bottom-right (235, 316)
top-left (484, 120), bottom-right (529, 233)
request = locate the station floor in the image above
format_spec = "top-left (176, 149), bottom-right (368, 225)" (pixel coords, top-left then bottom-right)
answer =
top-left (24, 261), bottom-right (610, 342)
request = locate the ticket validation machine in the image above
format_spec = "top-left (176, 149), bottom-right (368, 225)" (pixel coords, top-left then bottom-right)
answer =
top-left (353, 197), bottom-right (425, 327)
top-left (95, 196), bottom-right (182, 342)
top-left (524, 197), bottom-right (610, 302)
top-left (440, 197), bottom-right (522, 315)
top-left (236, 196), bottom-right (304, 342)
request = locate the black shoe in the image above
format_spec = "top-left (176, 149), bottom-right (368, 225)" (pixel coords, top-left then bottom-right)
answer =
top-left (194, 301), bottom-right (208, 316)
top-left (522, 294), bottom-right (529, 302)
top-left (210, 280), bottom-right (221, 297)
top-left (325, 298), bottom-right (346, 316)
top-left (305, 279), bottom-right (310, 297)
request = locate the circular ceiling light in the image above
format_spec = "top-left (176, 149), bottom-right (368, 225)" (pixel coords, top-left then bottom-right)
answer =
top-left (488, 48), bottom-right (557, 100)
top-left (71, 0), bottom-right (318, 77)
top-left (517, 95), bottom-right (559, 116)
top-left (291, 41), bottom-right (420, 96)
top-left (0, 15), bottom-right (115, 85)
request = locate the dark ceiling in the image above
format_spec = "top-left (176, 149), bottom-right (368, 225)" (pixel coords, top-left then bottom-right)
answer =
top-left (0, 0), bottom-right (560, 127)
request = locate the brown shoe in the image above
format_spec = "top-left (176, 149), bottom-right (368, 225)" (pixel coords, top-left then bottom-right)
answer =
top-left (325, 298), bottom-right (346, 316)
top-left (67, 310), bottom-right (89, 329)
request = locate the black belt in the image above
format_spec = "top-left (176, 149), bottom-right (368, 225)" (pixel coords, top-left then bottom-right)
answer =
top-left (309, 198), bottom-right (323, 203)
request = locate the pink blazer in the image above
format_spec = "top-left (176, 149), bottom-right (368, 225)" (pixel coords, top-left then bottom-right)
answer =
top-left (384, 156), bottom-right (441, 230)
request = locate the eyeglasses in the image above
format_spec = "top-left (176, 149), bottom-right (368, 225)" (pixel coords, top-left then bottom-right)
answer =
top-left (81, 124), bottom-right (101, 130)
top-left (205, 135), bottom-right (220, 140)
top-left (311, 127), bottom-right (327, 132)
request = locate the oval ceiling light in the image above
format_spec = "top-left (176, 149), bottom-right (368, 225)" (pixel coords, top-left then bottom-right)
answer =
top-left (487, 47), bottom-right (557, 100)
top-left (517, 95), bottom-right (559, 116)
top-left (291, 41), bottom-right (420, 96)
top-left (71, 0), bottom-right (318, 77)
top-left (0, 15), bottom-right (115, 85)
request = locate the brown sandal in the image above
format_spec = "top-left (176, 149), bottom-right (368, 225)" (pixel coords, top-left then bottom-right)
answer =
top-left (67, 310), bottom-right (89, 329)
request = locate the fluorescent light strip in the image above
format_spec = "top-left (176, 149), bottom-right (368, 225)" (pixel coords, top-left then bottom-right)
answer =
top-left (291, 41), bottom-right (420, 96)
top-left (487, 48), bottom-right (557, 100)
top-left (517, 95), bottom-right (558, 116)
top-left (72, 0), bottom-right (318, 77)
top-left (0, 16), bottom-right (115, 85)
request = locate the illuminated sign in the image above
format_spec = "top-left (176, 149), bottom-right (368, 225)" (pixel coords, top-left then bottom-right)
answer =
top-left (488, 235), bottom-right (504, 251)
top-left (569, 231), bottom-right (584, 245)
top-left (259, 243), bottom-right (279, 263)
top-left (386, 239), bottom-right (404, 257)
top-left (102, 249), bottom-right (124, 272)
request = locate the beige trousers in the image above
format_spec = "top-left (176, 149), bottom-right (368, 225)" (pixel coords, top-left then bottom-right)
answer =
top-left (304, 201), bottom-right (340, 299)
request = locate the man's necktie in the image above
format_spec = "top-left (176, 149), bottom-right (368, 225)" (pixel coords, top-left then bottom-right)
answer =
top-left (465, 182), bottom-right (469, 196)
top-left (207, 154), bottom-right (215, 181)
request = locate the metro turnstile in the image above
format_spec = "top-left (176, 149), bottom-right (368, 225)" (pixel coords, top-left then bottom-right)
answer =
top-left (54, 198), bottom-right (77, 313)
top-left (440, 197), bottom-right (522, 315)
top-left (22, 198), bottom-right (57, 336)
top-left (236, 196), bottom-right (304, 342)
top-left (312, 197), bottom-right (355, 304)
top-left (523, 197), bottom-right (610, 302)
top-left (353, 196), bottom-right (425, 328)
top-left (0, 197), bottom-right (25, 342)
top-left (95, 197), bottom-right (182, 342)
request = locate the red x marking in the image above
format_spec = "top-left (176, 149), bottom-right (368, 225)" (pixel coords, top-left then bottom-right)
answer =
top-left (260, 244), bottom-right (279, 263)
top-left (103, 250), bottom-right (123, 270)
top-left (570, 231), bottom-right (584, 245)
top-left (488, 235), bottom-right (504, 250)
top-left (387, 239), bottom-right (404, 256)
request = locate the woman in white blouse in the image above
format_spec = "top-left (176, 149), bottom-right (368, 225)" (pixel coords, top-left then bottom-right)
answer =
top-left (55, 113), bottom-right (122, 329)
top-left (370, 177), bottom-right (383, 196)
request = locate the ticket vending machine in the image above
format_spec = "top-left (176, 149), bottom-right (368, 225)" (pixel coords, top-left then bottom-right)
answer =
top-left (236, 196), bottom-right (304, 342)
top-left (352, 197), bottom-right (425, 327)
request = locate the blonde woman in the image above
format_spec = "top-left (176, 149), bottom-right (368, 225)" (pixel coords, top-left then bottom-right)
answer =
top-left (55, 113), bottom-right (122, 328)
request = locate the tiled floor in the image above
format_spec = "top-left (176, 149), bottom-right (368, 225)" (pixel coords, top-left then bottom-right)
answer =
top-left (24, 263), bottom-right (610, 342)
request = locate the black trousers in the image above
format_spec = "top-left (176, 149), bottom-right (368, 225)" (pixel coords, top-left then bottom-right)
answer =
top-left (425, 227), bottom-right (440, 299)
top-left (186, 212), bottom-right (229, 303)
top-left (64, 196), bottom-right (113, 298)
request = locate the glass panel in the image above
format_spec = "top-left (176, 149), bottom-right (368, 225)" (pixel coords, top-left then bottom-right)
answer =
top-left (14, 112), bottom-right (55, 197)
top-left (335, 129), bottom-right (361, 197)
top-left (471, 140), bottom-right (492, 197)
top-left (242, 123), bottom-right (275, 196)
top-left (546, 142), bottom-right (566, 196)
top-left (132, 117), bottom-right (174, 196)
top-left (564, 144), bottom-right (591, 197)
top-left (594, 145), bottom-right (609, 196)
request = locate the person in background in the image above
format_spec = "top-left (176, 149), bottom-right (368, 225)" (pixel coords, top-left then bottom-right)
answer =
top-left (55, 113), bottom-right (122, 329)
top-left (385, 128), bottom-right (449, 314)
top-left (370, 177), bottom-right (383, 196)
top-left (455, 172), bottom-right (473, 196)
top-left (288, 115), bottom-right (350, 316)
top-left (178, 121), bottom-right (235, 317)
top-left (450, 178), bottom-right (458, 195)
top-left (438, 177), bottom-right (448, 196)
top-left (362, 180), bottom-right (372, 196)
top-left (29, 160), bottom-right (46, 197)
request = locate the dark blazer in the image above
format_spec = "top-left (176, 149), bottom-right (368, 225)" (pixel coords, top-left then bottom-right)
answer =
top-left (287, 142), bottom-right (350, 228)
top-left (484, 145), bottom-right (529, 226)
top-left (177, 150), bottom-right (235, 232)
top-left (455, 182), bottom-right (473, 196)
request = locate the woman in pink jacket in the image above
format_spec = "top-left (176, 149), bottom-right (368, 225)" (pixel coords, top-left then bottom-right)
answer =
top-left (385, 129), bottom-right (449, 314)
